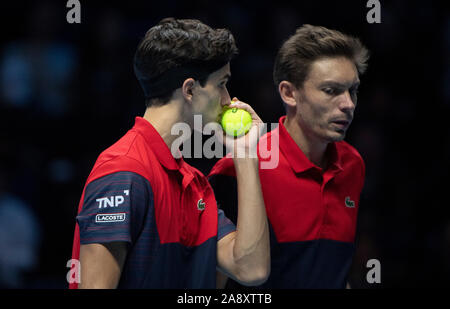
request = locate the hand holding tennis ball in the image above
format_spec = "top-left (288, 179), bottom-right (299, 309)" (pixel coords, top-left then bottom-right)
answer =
top-left (218, 97), bottom-right (264, 158)
top-left (221, 107), bottom-right (253, 137)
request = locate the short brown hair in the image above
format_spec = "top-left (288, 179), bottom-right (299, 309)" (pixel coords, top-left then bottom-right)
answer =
top-left (273, 24), bottom-right (369, 89)
top-left (134, 18), bottom-right (238, 107)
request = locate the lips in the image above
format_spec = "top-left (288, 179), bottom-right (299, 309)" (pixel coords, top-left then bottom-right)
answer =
top-left (333, 120), bottom-right (349, 125)
top-left (331, 119), bottom-right (351, 129)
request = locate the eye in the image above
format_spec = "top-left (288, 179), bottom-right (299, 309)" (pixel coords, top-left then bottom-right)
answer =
top-left (349, 87), bottom-right (359, 97)
top-left (323, 88), bottom-right (337, 95)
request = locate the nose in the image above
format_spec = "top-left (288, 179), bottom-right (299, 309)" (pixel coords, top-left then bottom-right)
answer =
top-left (221, 89), bottom-right (231, 107)
top-left (339, 90), bottom-right (356, 114)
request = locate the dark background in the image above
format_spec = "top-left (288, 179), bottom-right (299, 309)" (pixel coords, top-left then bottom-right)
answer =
top-left (0, 0), bottom-right (448, 288)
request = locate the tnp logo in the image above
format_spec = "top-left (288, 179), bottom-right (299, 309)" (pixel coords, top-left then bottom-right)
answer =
top-left (96, 190), bottom-right (129, 209)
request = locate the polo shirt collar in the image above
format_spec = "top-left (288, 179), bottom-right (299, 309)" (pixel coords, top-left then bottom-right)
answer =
top-left (278, 116), bottom-right (343, 174)
top-left (132, 117), bottom-right (181, 171)
top-left (327, 139), bottom-right (344, 173)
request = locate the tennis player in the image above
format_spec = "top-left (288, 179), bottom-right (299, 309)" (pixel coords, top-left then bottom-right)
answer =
top-left (209, 24), bottom-right (369, 288)
top-left (69, 18), bottom-right (269, 288)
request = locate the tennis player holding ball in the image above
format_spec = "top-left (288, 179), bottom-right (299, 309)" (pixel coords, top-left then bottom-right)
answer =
top-left (69, 18), bottom-right (269, 288)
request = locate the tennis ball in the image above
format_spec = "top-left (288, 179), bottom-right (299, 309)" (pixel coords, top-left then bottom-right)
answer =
top-left (221, 107), bottom-right (252, 137)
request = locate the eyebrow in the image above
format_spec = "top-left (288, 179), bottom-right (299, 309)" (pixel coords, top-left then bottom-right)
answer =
top-left (221, 74), bottom-right (231, 82)
top-left (320, 80), bottom-right (360, 88)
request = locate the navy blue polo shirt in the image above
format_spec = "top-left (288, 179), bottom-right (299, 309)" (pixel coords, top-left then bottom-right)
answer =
top-left (70, 117), bottom-right (235, 288)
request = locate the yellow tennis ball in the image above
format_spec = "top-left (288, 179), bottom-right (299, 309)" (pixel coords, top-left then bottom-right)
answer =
top-left (221, 107), bottom-right (252, 137)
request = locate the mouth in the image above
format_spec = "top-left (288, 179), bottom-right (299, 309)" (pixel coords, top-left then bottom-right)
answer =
top-left (216, 106), bottom-right (230, 123)
top-left (331, 119), bottom-right (351, 129)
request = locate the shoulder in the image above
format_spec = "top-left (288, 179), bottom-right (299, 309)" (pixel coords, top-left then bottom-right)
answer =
top-left (88, 156), bottom-right (149, 183)
top-left (336, 141), bottom-right (365, 176)
top-left (83, 157), bottom-right (152, 201)
top-left (337, 140), bottom-right (363, 160)
top-left (208, 126), bottom-right (281, 178)
top-left (208, 155), bottom-right (236, 178)
top-left (86, 131), bottom-right (157, 186)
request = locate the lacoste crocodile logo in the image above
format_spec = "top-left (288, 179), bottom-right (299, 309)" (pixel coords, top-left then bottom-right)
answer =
top-left (345, 196), bottom-right (355, 208)
top-left (197, 199), bottom-right (206, 211)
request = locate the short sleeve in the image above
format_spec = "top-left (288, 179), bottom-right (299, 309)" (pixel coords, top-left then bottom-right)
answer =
top-left (217, 208), bottom-right (236, 240)
top-left (76, 171), bottom-right (153, 245)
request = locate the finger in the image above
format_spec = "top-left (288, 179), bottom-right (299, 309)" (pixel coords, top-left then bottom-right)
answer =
top-left (220, 98), bottom-right (238, 112)
top-left (228, 101), bottom-right (262, 123)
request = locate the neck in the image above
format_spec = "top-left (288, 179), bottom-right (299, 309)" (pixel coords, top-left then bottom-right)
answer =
top-left (143, 98), bottom-right (189, 152)
top-left (283, 115), bottom-right (329, 169)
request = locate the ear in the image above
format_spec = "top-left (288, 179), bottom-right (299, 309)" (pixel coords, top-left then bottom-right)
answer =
top-left (182, 78), bottom-right (196, 103)
top-left (279, 81), bottom-right (299, 108)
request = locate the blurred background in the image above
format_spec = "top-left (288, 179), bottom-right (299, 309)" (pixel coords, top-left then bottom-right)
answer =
top-left (0, 0), bottom-right (448, 288)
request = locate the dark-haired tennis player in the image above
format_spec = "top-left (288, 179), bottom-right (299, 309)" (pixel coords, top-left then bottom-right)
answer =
top-left (70, 18), bottom-right (269, 289)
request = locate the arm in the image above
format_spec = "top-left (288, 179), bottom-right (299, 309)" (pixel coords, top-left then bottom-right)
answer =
top-left (216, 99), bottom-right (270, 286)
top-left (216, 271), bottom-right (229, 289)
top-left (75, 171), bottom-right (150, 289)
top-left (79, 242), bottom-right (128, 289)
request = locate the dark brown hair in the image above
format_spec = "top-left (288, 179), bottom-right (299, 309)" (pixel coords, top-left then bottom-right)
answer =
top-left (134, 18), bottom-right (238, 107)
top-left (273, 24), bottom-right (369, 89)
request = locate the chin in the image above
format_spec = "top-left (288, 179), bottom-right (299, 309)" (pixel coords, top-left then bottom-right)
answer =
top-left (325, 130), bottom-right (346, 142)
top-left (333, 133), bottom-right (346, 142)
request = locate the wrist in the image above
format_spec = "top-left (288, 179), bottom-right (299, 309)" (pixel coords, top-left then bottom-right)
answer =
top-left (233, 157), bottom-right (259, 170)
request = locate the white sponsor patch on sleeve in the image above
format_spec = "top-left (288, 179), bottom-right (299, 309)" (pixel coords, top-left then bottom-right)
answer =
top-left (95, 213), bottom-right (126, 223)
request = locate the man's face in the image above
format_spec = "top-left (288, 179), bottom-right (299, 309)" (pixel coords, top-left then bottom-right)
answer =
top-left (294, 57), bottom-right (360, 143)
top-left (192, 63), bottom-right (231, 125)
